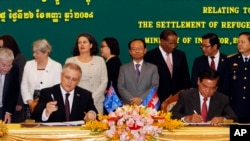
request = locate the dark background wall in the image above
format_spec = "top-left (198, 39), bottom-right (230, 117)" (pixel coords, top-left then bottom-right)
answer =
top-left (0, 0), bottom-right (247, 72)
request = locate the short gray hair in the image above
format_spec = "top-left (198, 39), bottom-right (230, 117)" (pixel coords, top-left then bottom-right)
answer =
top-left (62, 62), bottom-right (82, 78)
top-left (0, 47), bottom-right (14, 61)
top-left (32, 39), bottom-right (52, 55)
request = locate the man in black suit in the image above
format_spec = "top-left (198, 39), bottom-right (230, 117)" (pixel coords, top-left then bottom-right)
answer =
top-left (144, 29), bottom-right (190, 105)
top-left (171, 69), bottom-right (237, 125)
top-left (191, 33), bottom-right (228, 94)
top-left (33, 63), bottom-right (98, 122)
top-left (0, 48), bottom-right (20, 123)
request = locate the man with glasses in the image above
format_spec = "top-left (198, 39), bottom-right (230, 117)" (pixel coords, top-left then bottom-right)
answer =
top-left (0, 47), bottom-right (20, 123)
top-left (144, 29), bottom-right (190, 106)
top-left (191, 33), bottom-right (228, 94)
top-left (171, 69), bottom-right (237, 125)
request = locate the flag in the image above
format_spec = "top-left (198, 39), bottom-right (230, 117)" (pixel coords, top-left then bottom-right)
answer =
top-left (142, 87), bottom-right (160, 110)
top-left (104, 85), bottom-right (122, 113)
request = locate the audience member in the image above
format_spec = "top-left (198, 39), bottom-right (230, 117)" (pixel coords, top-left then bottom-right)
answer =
top-left (191, 33), bottom-right (228, 94)
top-left (0, 35), bottom-right (27, 122)
top-left (21, 39), bottom-right (62, 119)
top-left (171, 69), bottom-right (237, 125)
top-left (33, 63), bottom-right (98, 122)
top-left (65, 33), bottom-right (108, 114)
top-left (144, 29), bottom-right (190, 105)
top-left (100, 37), bottom-right (122, 97)
top-left (227, 32), bottom-right (250, 123)
top-left (118, 39), bottom-right (159, 105)
top-left (0, 48), bottom-right (20, 123)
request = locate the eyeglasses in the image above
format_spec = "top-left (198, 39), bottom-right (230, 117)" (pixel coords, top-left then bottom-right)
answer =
top-left (200, 45), bottom-right (212, 49)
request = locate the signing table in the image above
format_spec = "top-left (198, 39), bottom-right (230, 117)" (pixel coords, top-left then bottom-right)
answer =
top-left (2, 124), bottom-right (229, 141)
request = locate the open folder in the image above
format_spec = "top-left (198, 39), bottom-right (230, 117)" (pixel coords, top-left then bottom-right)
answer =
top-left (40, 120), bottom-right (85, 126)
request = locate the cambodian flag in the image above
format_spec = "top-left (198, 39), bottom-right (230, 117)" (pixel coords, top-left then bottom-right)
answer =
top-left (142, 87), bottom-right (160, 110)
top-left (104, 85), bottom-right (122, 113)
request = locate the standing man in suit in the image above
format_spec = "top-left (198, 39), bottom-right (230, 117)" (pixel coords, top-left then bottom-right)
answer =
top-left (191, 33), bottom-right (228, 94)
top-left (144, 29), bottom-right (190, 105)
top-left (0, 47), bottom-right (20, 123)
top-left (33, 63), bottom-right (98, 122)
top-left (118, 39), bottom-right (159, 105)
top-left (171, 69), bottom-right (237, 125)
top-left (227, 32), bottom-right (250, 123)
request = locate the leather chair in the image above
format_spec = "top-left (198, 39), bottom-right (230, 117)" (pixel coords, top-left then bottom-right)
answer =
top-left (161, 91), bottom-right (181, 112)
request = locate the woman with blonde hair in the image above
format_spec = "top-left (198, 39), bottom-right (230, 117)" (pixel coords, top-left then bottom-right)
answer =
top-left (21, 39), bottom-right (62, 118)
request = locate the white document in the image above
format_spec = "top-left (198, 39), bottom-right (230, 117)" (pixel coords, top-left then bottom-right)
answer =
top-left (184, 122), bottom-right (212, 126)
top-left (41, 120), bottom-right (85, 126)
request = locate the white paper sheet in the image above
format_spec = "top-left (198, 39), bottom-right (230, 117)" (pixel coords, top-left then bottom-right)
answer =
top-left (40, 120), bottom-right (85, 126)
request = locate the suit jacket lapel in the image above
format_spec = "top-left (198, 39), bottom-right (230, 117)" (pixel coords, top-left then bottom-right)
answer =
top-left (128, 62), bottom-right (137, 84)
top-left (193, 92), bottom-right (201, 114)
top-left (138, 62), bottom-right (146, 84)
top-left (207, 95), bottom-right (219, 119)
top-left (203, 56), bottom-right (210, 67)
top-left (71, 89), bottom-right (81, 118)
top-left (217, 53), bottom-right (226, 72)
top-left (2, 74), bottom-right (9, 101)
top-left (53, 85), bottom-right (67, 120)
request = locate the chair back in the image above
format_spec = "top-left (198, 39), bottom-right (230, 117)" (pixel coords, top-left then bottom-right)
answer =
top-left (161, 91), bottom-right (180, 112)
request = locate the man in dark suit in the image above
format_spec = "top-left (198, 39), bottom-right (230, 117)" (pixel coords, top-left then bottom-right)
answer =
top-left (0, 48), bottom-right (20, 123)
top-left (144, 29), bottom-right (190, 105)
top-left (171, 69), bottom-right (237, 125)
top-left (191, 33), bottom-right (228, 94)
top-left (227, 32), bottom-right (250, 123)
top-left (118, 39), bottom-right (159, 105)
top-left (33, 63), bottom-right (98, 122)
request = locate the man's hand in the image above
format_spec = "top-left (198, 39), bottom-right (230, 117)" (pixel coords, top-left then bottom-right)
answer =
top-left (184, 113), bottom-right (203, 123)
top-left (4, 113), bottom-right (11, 123)
top-left (45, 101), bottom-right (58, 117)
top-left (84, 111), bottom-right (96, 122)
top-left (210, 117), bottom-right (224, 125)
top-left (130, 97), bottom-right (142, 105)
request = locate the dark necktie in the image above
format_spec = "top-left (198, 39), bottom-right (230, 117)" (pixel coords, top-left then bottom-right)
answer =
top-left (201, 97), bottom-right (208, 122)
top-left (65, 93), bottom-right (70, 121)
top-left (135, 64), bottom-right (140, 82)
top-left (245, 57), bottom-right (249, 63)
top-left (210, 56), bottom-right (215, 70)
